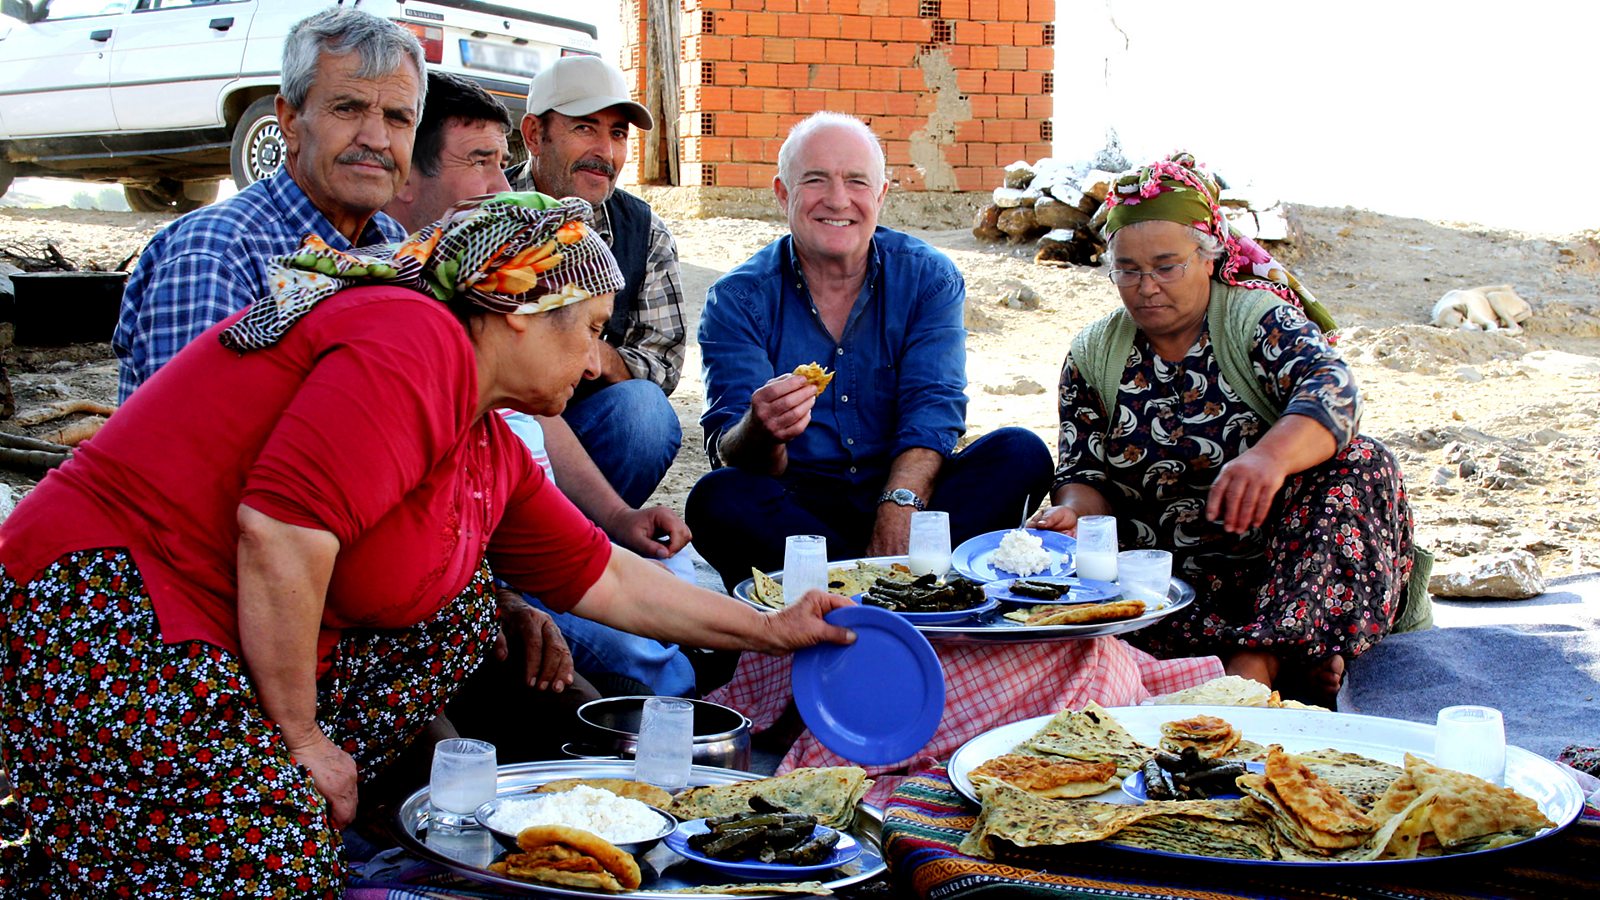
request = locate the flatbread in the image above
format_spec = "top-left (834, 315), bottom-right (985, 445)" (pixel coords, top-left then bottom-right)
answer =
top-left (749, 567), bottom-right (785, 609)
top-left (1159, 715), bottom-right (1242, 759)
top-left (969, 754), bottom-right (1119, 799)
top-left (959, 781), bottom-right (1272, 860)
top-left (793, 362), bottom-right (835, 394)
top-left (668, 766), bottom-right (871, 829)
top-left (1236, 746), bottom-right (1378, 853)
top-left (1025, 599), bottom-right (1145, 626)
top-left (1384, 753), bottom-right (1553, 851)
top-left (825, 560), bottom-right (911, 597)
top-left (1016, 702), bottom-right (1153, 778)
top-left (534, 778), bottom-right (673, 811)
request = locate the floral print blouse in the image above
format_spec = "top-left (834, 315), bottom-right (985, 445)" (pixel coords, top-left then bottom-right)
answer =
top-left (1053, 304), bottom-right (1360, 558)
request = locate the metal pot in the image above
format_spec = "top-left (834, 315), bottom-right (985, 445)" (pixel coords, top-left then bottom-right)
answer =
top-left (4, 271), bottom-right (128, 346)
top-left (566, 695), bottom-right (752, 771)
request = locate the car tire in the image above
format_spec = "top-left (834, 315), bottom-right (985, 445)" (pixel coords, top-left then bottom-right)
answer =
top-left (230, 95), bottom-right (285, 190)
top-left (125, 179), bottom-right (218, 214)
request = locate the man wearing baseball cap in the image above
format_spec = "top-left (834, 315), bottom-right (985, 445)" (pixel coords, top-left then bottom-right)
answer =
top-left (507, 55), bottom-right (686, 511)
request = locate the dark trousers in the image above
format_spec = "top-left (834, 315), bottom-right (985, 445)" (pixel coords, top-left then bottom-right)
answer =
top-left (687, 426), bottom-right (1055, 591)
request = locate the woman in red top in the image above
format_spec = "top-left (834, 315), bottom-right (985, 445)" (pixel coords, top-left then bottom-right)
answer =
top-left (0, 194), bottom-right (854, 897)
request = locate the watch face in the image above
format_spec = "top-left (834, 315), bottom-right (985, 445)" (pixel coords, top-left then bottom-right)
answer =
top-left (892, 489), bottom-right (915, 504)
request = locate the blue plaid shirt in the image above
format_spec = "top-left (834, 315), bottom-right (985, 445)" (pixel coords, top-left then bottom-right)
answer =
top-left (113, 170), bottom-right (406, 402)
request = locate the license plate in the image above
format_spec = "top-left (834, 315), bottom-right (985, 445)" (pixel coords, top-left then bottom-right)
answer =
top-left (459, 39), bottom-right (541, 78)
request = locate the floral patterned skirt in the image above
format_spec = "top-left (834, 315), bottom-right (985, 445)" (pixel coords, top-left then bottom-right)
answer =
top-left (0, 548), bottom-right (496, 898)
top-left (1129, 435), bottom-right (1415, 667)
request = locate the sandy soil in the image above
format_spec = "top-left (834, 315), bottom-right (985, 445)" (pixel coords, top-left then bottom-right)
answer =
top-left (3, 203), bottom-right (1598, 580)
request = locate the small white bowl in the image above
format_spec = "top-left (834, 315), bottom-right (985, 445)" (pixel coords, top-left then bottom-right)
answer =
top-left (474, 796), bottom-right (677, 854)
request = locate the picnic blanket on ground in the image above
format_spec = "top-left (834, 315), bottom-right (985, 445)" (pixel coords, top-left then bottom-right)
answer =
top-left (882, 764), bottom-right (1600, 900)
top-left (707, 638), bottom-right (1223, 807)
top-left (1341, 573), bottom-right (1600, 760)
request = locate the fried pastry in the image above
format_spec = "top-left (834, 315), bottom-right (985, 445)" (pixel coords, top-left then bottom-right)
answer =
top-left (969, 753), bottom-right (1119, 799)
top-left (792, 362), bottom-right (834, 395)
top-left (1025, 599), bottom-right (1146, 627)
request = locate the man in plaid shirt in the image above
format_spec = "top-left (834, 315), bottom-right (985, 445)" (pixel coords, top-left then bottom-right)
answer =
top-left (112, 9), bottom-right (419, 402)
top-left (506, 56), bottom-right (686, 508)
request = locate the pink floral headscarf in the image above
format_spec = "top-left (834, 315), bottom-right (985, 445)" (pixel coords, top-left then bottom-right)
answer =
top-left (1102, 152), bottom-right (1335, 332)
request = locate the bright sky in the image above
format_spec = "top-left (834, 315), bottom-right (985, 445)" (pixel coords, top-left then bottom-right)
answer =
top-left (1053, 0), bottom-right (1595, 235)
top-left (13, 1), bottom-right (1593, 235)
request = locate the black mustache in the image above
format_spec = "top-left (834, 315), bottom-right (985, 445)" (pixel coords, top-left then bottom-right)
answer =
top-left (337, 150), bottom-right (396, 170)
top-left (572, 159), bottom-right (616, 178)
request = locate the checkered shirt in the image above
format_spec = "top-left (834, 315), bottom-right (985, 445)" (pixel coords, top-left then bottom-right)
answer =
top-left (113, 170), bottom-right (407, 402)
top-left (505, 162), bottom-right (685, 393)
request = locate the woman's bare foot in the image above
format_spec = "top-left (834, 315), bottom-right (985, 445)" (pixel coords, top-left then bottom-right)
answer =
top-left (1223, 650), bottom-right (1280, 688)
top-left (1307, 654), bottom-right (1346, 706)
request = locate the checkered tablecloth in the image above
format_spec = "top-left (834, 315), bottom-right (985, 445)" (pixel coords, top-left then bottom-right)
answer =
top-left (707, 637), bottom-right (1223, 806)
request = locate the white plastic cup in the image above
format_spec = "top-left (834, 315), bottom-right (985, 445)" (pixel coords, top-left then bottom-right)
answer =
top-left (782, 534), bottom-right (828, 606)
top-left (1075, 515), bottom-right (1119, 582)
top-left (907, 511), bottom-right (952, 578)
top-left (1434, 705), bottom-right (1507, 784)
top-left (429, 738), bottom-right (497, 826)
top-left (634, 697), bottom-right (695, 791)
top-left (1117, 549), bottom-right (1172, 602)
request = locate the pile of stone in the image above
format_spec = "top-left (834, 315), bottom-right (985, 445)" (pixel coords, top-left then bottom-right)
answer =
top-left (972, 158), bottom-right (1299, 268)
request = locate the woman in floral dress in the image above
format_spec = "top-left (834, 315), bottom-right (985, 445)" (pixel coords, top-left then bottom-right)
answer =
top-left (0, 194), bottom-right (853, 896)
top-left (1030, 154), bottom-right (1416, 704)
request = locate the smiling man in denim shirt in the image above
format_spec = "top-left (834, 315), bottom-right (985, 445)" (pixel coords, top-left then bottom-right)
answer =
top-left (687, 112), bottom-right (1054, 590)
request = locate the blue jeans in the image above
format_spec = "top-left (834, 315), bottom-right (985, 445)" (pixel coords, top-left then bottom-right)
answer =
top-left (686, 427), bottom-right (1055, 591)
top-left (562, 379), bottom-right (682, 508)
top-left (524, 596), bottom-right (697, 698)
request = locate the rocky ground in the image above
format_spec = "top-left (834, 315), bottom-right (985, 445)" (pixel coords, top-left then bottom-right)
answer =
top-left (2, 201), bottom-right (1598, 585)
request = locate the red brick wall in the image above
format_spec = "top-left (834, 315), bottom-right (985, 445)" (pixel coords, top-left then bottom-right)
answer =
top-left (620, 0), bottom-right (1054, 191)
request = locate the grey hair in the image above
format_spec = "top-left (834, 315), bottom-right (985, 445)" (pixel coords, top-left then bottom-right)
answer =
top-left (1105, 220), bottom-right (1225, 261)
top-left (280, 8), bottom-right (427, 113)
top-left (776, 112), bottom-right (886, 189)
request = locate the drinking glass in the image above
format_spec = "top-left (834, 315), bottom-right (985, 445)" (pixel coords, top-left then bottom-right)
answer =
top-left (907, 511), bottom-right (952, 578)
top-left (633, 697), bottom-right (695, 791)
top-left (1435, 705), bottom-right (1506, 784)
top-left (1117, 549), bottom-right (1172, 603)
top-left (429, 738), bottom-right (497, 826)
top-left (783, 534), bottom-right (828, 606)
top-left (1075, 515), bottom-right (1119, 582)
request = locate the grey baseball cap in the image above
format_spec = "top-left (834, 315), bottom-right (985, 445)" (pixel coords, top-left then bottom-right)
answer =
top-left (525, 55), bottom-right (654, 131)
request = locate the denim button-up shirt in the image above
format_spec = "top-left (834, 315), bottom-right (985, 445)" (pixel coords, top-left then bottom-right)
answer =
top-left (698, 227), bottom-right (968, 489)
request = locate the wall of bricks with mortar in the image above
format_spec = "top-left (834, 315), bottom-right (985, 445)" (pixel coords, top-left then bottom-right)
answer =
top-left (619, 0), bottom-right (1054, 192)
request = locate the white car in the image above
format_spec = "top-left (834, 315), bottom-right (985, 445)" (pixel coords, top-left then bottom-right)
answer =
top-left (0, 0), bottom-right (598, 211)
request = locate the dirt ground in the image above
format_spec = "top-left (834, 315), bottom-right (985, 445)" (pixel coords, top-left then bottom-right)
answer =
top-left (3, 201), bottom-right (1598, 581)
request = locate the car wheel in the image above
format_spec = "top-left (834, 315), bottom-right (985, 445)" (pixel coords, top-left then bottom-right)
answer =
top-left (231, 95), bottom-right (285, 190)
top-left (125, 179), bottom-right (218, 214)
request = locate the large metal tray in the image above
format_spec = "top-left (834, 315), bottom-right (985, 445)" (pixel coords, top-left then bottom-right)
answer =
top-left (731, 556), bottom-right (1193, 644)
top-left (392, 759), bottom-right (886, 898)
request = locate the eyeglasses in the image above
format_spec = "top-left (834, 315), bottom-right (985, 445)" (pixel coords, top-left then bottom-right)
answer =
top-left (1108, 249), bottom-right (1200, 287)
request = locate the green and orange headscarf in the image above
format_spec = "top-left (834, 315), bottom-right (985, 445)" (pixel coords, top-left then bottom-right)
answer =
top-left (221, 192), bottom-right (626, 352)
top-left (1102, 152), bottom-right (1335, 332)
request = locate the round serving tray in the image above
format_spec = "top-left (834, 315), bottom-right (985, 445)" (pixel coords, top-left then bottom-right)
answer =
top-left (392, 759), bottom-right (886, 898)
top-left (732, 556), bottom-right (1193, 644)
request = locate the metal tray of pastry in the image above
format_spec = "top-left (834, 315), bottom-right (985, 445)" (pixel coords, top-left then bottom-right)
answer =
top-left (392, 759), bottom-right (886, 897)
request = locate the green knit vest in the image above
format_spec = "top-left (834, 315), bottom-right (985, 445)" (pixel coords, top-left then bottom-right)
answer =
top-left (1067, 282), bottom-right (1433, 633)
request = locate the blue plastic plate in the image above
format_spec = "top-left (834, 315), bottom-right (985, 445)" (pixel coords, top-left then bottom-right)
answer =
top-left (1121, 760), bottom-right (1265, 803)
top-left (792, 605), bottom-right (945, 765)
top-left (984, 575), bottom-right (1121, 606)
top-left (950, 529), bottom-right (1076, 582)
top-left (664, 819), bottom-right (861, 880)
top-left (854, 593), bottom-right (1000, 624)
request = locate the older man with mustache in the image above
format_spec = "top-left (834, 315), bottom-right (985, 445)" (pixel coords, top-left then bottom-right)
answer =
top-left (114, 8), bottom-right (420, 400)
top-left (505, 56), bottom-right (686, 511)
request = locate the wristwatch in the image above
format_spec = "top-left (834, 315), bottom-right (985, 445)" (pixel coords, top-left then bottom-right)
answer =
top-left (877, 488), bottom-right (926, 511)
